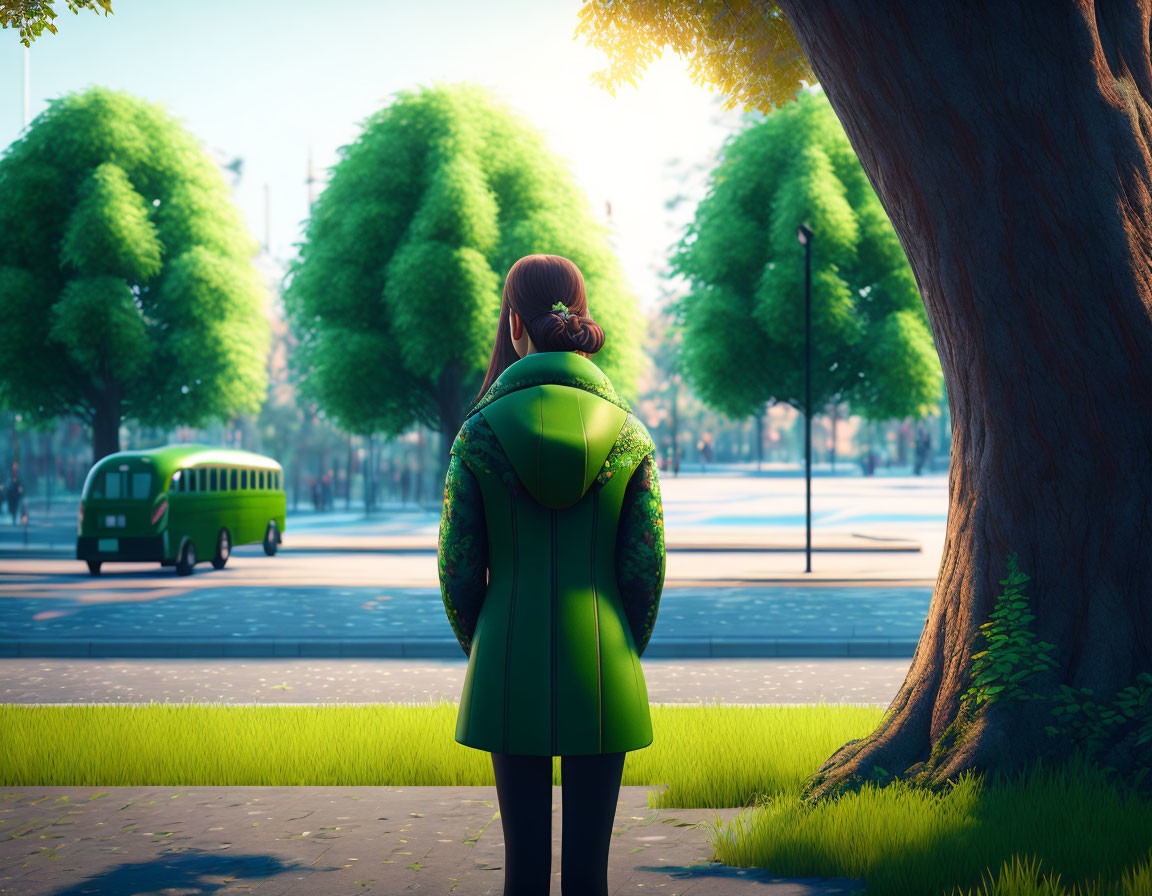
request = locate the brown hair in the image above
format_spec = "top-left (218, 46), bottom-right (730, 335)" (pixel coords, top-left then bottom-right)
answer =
top-left (472, 254), bottom-right (606, 405)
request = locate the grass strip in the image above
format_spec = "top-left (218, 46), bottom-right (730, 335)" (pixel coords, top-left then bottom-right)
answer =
top-left (0, 700), bottom-right (881, 807)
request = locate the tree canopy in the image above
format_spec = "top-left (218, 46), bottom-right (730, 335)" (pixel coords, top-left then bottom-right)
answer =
top-left (0, 87), bottom-right (270, 458)
top-left (1, 0), bottom-right (112, 46)
top-left (575, 0), bottom-right (809, 115)
top-left (284, 81), bottom-right (645, 457)
top-left (671, 90), bottom-right (942, 421)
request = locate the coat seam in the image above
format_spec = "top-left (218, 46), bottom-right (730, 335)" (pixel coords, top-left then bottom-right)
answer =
top-left (592, 488), bottom-right (602, 753)
top-left (504, 498), bottom-right (517, 754)
top-left (551, 507), bottom-right (558, 755)
top-left (537, 392), bottom-right (544, 503)
top-left (577, 391), bottom-right (589, 494)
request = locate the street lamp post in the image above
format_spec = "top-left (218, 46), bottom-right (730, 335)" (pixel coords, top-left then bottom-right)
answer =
top-left (797, 224), bottom-right (814, 573)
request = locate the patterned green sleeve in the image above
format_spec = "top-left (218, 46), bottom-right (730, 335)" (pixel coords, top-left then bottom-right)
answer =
top-left (438, 452), bottom-right (488, 657)
top-left (614, 451), bottom-right (666, 656)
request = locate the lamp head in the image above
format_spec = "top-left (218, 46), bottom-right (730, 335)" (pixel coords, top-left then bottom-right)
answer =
top-left (797, 224), bottom-right (813, 245)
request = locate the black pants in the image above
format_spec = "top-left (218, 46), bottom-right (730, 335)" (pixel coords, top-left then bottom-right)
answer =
top-left (491, 750), bottom-right (626, 896)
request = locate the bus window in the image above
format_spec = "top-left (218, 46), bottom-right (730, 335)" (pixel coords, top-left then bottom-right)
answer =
top-left (209, 469), bottom-right (217, 491)
top-left (189, 470), bottom-right (198, 493)
top-left (105, 472), bottom-right (123, 499)
top-left (132, 473), bottom-right (152, 499)
top-left (230, 469), bottom-right (237, 490)
top-left (169, 472), bottom-right (180, 493)
top-left (259, 471), bottom-right (265, 489)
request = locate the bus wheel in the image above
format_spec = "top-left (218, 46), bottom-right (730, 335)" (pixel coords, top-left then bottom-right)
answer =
top-left (263, 520), bottom-right (278, 556)
top-left (212, 528), bottom-right (231, 570)
top-left (176, 538), bottom-right (197, 576)
top-left (87, 560), bottom-right (102, 576)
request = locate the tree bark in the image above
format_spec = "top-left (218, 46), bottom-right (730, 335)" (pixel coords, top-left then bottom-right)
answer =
top-left (776, 0), bottom-right (1152, 798)
top-left (436, 360), bottom-right (467, 479)
top-left (91, 382), bottom-right (121, 462)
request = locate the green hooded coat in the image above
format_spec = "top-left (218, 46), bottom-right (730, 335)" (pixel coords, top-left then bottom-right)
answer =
top-left (438, 350), bottom-right (666, 756)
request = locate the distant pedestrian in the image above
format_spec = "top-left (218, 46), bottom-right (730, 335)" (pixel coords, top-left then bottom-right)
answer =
top-left (6, 463), bottom-right (23, 525)
top-left (322, 471), bottom-right (334, 511)
top-left (400, 467), bottom-right (411, 505)
top-left (914, 423), bottom-right (932, 475)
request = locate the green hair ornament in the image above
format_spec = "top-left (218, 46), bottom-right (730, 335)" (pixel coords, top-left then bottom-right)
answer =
top-left (550, 301), bottom-right (571, 319)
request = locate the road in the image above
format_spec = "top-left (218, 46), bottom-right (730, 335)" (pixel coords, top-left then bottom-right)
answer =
top-left (0, 471), bottom-right (945, 659)
top-left (0, 550), bottom-right (932, 659)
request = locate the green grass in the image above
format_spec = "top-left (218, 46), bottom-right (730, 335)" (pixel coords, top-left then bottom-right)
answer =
top-left (702, 750), bottom-right (1152, 896)
top-left (3, 701), bottom-right (1150, 896)
top-left (0, 700), bottom-right (881, 807)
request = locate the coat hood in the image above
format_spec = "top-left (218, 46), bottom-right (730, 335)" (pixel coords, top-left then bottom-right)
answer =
top-left (471, 352), bottom-right (631, 510)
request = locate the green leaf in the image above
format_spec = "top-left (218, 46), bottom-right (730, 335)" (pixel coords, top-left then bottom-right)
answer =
top-left (62, 162), bottom-right (163, 282)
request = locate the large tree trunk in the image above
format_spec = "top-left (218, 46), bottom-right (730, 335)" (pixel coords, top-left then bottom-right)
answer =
top-left (91, 383), bottom-right (121, 462)
top-left (776, 0), bottom-right (1152, 798)
top-left (436, 360), bottom-right (467, 478)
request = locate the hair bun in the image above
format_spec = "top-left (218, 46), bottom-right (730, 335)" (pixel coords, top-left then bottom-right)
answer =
top-left (525, 308), bottom-right (606, 354)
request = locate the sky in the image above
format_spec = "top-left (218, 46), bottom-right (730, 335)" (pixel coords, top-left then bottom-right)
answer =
top-left (0, 0), bottom-right (752, 311)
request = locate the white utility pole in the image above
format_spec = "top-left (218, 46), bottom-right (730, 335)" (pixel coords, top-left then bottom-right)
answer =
top-left (23, 46), bottom-right (31, 127)
top-left (306, 137), bottom-right (317, 209)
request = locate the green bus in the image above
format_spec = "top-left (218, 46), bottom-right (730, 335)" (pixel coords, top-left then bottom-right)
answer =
top-left (76, 444), bottom-right (287, 576)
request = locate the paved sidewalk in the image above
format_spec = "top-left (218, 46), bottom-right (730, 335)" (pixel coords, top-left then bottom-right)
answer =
top-left (0, 786), bottom-right (866, 895)
top-left (0, 657), bottom-right (909, 705)
top-left (278, 528), bottom-right (922, 553)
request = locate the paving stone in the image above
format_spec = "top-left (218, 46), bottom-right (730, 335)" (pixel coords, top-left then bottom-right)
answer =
top-left (0, 786), bottom-right (865, 895)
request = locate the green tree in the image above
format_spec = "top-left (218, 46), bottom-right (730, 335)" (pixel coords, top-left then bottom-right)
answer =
top-left (577, 0), bottom-right (1152, 800)
top-left (671, 90), bottom-right (941, 427)
top-left (1, 0), bottom-right (112, 46)
top-left (0, 87), bottom-right (270, 460)
top-left (284, 81), bottom-right (644, 473)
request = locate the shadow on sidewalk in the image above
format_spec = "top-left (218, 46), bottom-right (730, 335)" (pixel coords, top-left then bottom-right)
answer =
top-left (47, 851), bottom-right (331, 896)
